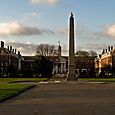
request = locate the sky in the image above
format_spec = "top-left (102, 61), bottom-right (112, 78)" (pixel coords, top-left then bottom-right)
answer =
top-left (0, 0), bottom-right (115, 56)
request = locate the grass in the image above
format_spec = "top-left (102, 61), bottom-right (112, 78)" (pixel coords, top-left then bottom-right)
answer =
top-left (80, 78), bottom-right (115, 82)
top-left (0, 78), bottom-right (48, 102)
top-left (0, 83), bottom-right (34, 102)
top-left (0, 78), bottom-right (48, 83)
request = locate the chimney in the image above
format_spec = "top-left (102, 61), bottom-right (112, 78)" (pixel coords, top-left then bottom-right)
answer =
top-left (102, 49), bottom-right (105, 54)
top-left (15, 49), bottom-right (16, 54)
top-left (18, 51), bottom-right (21, 57)
top-left (1, 41), bottom-right (4, 48)
top-left (108, 46), bottom-right (111, 52)
top-left (12, 49), bottom-right (14, 53)
top-left (10, 46), bottom-right (12, 51)
top-left (99, 54), bottom-right (102, 58)
top-left (106, 49), bottom-right (107, 53)
top-left (7, 46), bottom-right (9, 50)
top-left (111, 46), bottom-right (113, 51)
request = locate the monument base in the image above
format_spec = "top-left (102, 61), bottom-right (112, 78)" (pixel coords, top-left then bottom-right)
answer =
top-left (67, 74), bottom-right (78, 81)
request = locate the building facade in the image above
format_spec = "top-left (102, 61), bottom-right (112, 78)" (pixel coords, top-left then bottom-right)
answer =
top-left (95, 46), bottom-right (115, 76)
top-left (0, 41), bottom-right (96, 77)
top-left (0, 41), bottom-right (22, 77)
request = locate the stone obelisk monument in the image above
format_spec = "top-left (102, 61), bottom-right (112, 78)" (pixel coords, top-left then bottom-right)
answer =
top-left (67, 13), bottom-right (77, 81)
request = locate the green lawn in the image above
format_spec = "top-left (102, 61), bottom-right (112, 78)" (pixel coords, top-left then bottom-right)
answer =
top-left (0, 78), bottom-right (48, 83)
top-left (0, 83), bottom-right (34, 102)
top-left (80, 78), bottom-right (115, 82)
top-left (0, 78), bottom-right (48, 102)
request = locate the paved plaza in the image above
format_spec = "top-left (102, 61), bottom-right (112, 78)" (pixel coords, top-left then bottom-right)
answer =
top-left (0, 80), bottom-right (115, 115)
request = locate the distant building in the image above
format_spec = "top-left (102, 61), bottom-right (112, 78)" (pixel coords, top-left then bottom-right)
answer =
top-left (0, 41), bottom-right (21, 77)
top-left (95, 46), bottom-right (115, 76)
top-left (0, 41), bottom-right (96, 77)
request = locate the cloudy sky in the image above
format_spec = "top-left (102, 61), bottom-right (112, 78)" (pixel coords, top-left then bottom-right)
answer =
top-left (0, 0), bottom-right (115, 56)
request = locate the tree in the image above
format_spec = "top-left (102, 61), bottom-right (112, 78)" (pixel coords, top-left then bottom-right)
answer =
top-left (21, 68), bottom-right (33, 78)
top-left (36, 44), bottom-right (58, 57)
top-left (76, 50), bottom-right (90, 57)
top-left (76, 50), bottom-right (97, 78)
top-left (76, 50), bottom-right (97, 57)
top-left (33, 56), bottom-right (53, 78)
top-left (89, 50), bottom-right (97, 57)
top-left (8, 65), bottom-right (17, 77)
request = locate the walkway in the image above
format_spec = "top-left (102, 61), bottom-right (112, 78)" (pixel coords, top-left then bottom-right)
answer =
top-left (0, 80), bottom-right (115, 115)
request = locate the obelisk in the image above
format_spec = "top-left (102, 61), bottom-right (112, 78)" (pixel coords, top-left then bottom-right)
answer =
top-left (67, 13), bottom-right (77, 81)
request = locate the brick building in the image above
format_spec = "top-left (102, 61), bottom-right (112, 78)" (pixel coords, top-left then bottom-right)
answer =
top-left (0, 41), bottom-right (21, 77)
top-left (95, 46), bottom-right (115, 76)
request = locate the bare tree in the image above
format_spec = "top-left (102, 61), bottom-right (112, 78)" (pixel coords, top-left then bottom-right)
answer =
top-left (89, 50), bottom-right (97, 57)
top-left (35, 44), bottom-right (58, 57)
top-left (76, 50), bottom-right (90, 57)
top-left (76, 50), bottom-right (97, 57)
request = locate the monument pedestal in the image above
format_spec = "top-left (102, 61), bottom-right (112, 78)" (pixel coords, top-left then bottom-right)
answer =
top-left (67, 75), bottom-right (77, 81)
top-left (67, 65), bottom-right (77, 81)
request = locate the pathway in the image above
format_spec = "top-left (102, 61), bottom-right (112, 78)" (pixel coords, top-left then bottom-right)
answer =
top-left (0, 79), bottom-right (115, 115)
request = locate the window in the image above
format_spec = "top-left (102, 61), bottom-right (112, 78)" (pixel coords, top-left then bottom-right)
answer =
top-left (1, 63), bottom-right (3, 66)
top-left (1, 50), bottom-right (4, 54)
top-left (5, 63), bottom-right (8, 66)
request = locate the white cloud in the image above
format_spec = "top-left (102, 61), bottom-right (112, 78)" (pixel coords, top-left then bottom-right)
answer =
top-left (26, 12), bottom-right (39, 16)
top-left (25, 12), bottom-right (41, 19)
top-left (94, 24), bottom-right (115, 39)
top-left (56, 23), bottom-right (89, 36)
top-left (85, 43), bottom-right (107, 51)
top-left (17, 47), bottom-right (26, 52)
top-left (57, 28), bottom-right (68, 35)
top-left (21, 12), bottom-right (41, 26)
top-left (0, 21), bottom-right (55, 36)
top-left (77, 23), bottom-right (88, 34)
top-left (0, 21), bottom-right (40, 36)
top-left (107, 25), bottom-right (115, 38)
top-left (30, 0), bottom-right (59, 5)
top-left (6, 41), bottom-right (37, 56)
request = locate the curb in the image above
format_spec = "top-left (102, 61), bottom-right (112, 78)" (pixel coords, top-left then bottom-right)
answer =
top-left (9, 78), bottom-right (49, 83)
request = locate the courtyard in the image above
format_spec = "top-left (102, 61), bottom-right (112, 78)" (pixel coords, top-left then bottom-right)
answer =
top-left (0, 79), bottom-right (115, 115)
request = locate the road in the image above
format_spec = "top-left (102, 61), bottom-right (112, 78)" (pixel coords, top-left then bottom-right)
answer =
top-left (0, 81), bottom-right (115, 115)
